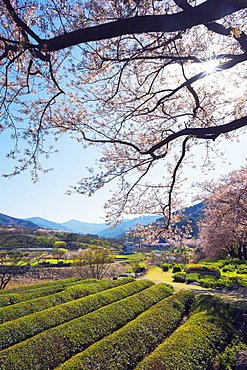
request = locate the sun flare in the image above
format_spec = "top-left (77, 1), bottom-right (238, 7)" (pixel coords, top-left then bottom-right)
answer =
top-left (202, 58), bottom-right (219, 74)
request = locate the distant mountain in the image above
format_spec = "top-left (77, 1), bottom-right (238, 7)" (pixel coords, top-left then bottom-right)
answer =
top-left (0, 213), bottom-right (38, 229)
top-left (25, 217), bottom-right (71, 232)
top-left (61, 220), bottom-right (107, 234)
top-left (97, 216), bottom-right (159, 238)
top-left (0, 203), bottom-right (204, 238)
top-left (25, 215), bottom-right (159, 237)
top-left (157, 202), bottom-right (204, 239)
top-left (174, 202), bottom-right (204, 237)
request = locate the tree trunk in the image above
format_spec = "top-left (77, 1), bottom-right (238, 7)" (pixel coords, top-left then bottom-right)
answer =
top-left (243, 245), bottom-right (247, 260)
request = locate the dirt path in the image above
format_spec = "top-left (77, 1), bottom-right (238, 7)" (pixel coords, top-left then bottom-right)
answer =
top-left (143, 267), bottom-right (247, 308)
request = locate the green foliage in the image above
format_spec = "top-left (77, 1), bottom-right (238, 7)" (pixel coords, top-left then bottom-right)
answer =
top-left (185, 273), bottom-right (200, 284)
top-left (161, 263), bottom-right (171, 272)
top-left (56, 290), bottom-right (194, 370)
top-left (0, 277), bottom-right (134, 324)
top-left (0, 278), bottom-right (88, 308)
top-left (135, 294), bottom-right (235, 370)
top-left (0, 282), bottom-right (173, 370)
top-left (0, 278), bottom-right (143, 350)
top-left (186, 264), bottom-right (220, 274)
top-left (222, 264), bottom-right (236, 272)
top-left (199, 275), bottom-right (219, 288)
top-left (213, 340), bottom-right (247, 370)
top-left (173, 272), bottom-right (186, 283)
top-left (236, 264), bottom-right (247, 274)
top-left (0, 277), bottom-right (83, 295)
top-left (0, 232), bottom-right (58, 250)
top-left (172, 264), bottom-right (184, 273)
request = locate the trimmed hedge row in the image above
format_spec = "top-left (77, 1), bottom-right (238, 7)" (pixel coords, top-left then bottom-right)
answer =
top-left (0, 282), bottom-right (173, 370)
top-left (55, 290), bottom-right (195, 370)
top-left (0, 277), bottom-right (84, 295)
top-left (0, 277), bottom-right (134, 323)
top-left (0, 278), bottom-right (89, 308)
top-left (186, 264), bottom-right (221, 277)
top-left (134, 294), bottom-right (235, 370)
top-left (0, 278), bottom-right (148, 350)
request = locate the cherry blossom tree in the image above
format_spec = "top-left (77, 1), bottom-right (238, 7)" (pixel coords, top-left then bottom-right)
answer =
top-left (0, 0), bottom-right (247, 224)
top-left (198, 165), bottom-right (247, 260)
top-left (73, 246), bottom-right (115, 279)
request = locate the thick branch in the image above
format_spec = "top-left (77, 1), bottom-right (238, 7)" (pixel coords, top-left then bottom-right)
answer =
top-left (143, 116), bottom-right (247, 156)
top-left (44, 0), bottom-right (246, 52)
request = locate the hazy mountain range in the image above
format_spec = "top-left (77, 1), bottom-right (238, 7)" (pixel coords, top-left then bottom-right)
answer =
top-left (0, 212), bottom-right (159, 238)
top-left (0, 203), bottom-right (203, 238)
top-left (25, 216), bottom-right (159, 238)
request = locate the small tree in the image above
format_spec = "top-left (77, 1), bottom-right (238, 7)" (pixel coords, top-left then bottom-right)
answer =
top-left (73, 247), bottom-right (115, 280)
top-left (0, 249), bottom-right (30, 290)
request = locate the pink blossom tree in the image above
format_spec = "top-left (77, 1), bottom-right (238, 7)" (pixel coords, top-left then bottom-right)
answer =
top-left (198, 166), bottom-right (247, 260)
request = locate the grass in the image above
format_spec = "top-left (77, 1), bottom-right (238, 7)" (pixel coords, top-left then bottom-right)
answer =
top-left (144, 266), bottom-right (247, 309)
top-left (144, 267), bottom-right (208, 291)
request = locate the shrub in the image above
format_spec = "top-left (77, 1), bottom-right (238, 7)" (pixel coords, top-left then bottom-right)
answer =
top-left (227, 258), bottom-right (242, 266)
top-left (0, 278), bottom-right (149, 350)
top-left (173, 272), bottom-right (186, 283)
top-left (185, 273), bottom-right (200, 284)
top-left (226, 276), bottom-right (242, 286)
top-left (213, 340), bottom-right (247, 370)
top-left (55, 290), bottom-right (194, 370)
top-left (135, 294), bottom-right (235, 370)
top-left (236, 265), bottom-right (247, 274)
top-left (199, 275), bottom-right (218, 288)
top-left (214, 260), bottom-right (228, 269)
top-left (161, 264), bottom-right (171, 272)
top-left (172, 264), bottom-right (184, 273)
top-left (222, 264), bottom-right (236, 272)
top-left (0, 282), bottom-right (173, 370)
top-left (186, 264), bottom-right (220, 277)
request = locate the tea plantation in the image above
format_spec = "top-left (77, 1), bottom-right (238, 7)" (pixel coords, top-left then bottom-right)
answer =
top-left (0, 277), bottom-right (246, 370)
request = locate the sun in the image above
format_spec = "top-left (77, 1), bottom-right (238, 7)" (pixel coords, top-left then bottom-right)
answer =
top-left (202, 58), bottom-right (219, 74)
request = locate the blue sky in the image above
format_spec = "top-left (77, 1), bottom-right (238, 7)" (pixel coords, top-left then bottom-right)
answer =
top-left (0, 129), bottom-right (247, 224)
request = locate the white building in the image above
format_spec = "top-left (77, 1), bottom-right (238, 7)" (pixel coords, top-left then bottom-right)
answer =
top-left (122, 242), bottom-right (136, 254)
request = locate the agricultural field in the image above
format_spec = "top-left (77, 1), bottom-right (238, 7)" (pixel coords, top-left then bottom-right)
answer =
top-left (0, 276), bottom-right (246, 369)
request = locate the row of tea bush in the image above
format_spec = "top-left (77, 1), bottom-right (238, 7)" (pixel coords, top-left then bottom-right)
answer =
top-left (0, 278), bottom-right (152, 350)
top-left (0, 276), bottom-right (134, 323)
top-left (0, 282), bottom-right (173, 369)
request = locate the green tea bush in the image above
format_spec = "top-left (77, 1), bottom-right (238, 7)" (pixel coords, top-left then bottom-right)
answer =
top-left (213, 340), bottom-right (247, 370)
top-left (173, 272), bottom-right (186, 283)
top-left (0, 278), bottom-right (149, 350)
top-left (0, 282), bottom-right (173, 370)
top-left (0, 277), bottom-right (84, 295)
top-left (0, 277), bottom-right (134, 323)
top-left (0, 278), bottom-right (91, 308)
top-left (55, 290), bottom-right (194, 370)
top-left (134, 295), bottom-right (235, 370)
